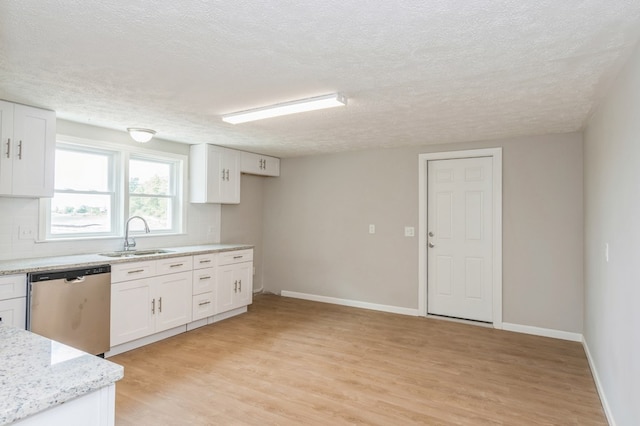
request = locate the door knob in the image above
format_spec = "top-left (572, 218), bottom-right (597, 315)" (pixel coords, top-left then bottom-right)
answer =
top-left (428, 242), bottom-right (435, 248)
top-left (428, 232), bottom-right (434, 237)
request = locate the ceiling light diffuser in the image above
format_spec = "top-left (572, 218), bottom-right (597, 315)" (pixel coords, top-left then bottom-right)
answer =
top-left (127, 128), bottom-right (156, 143)
top-left (222, 93), bottom-right (347, 124)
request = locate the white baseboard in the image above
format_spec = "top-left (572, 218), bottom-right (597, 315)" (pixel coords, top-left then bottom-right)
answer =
top-left (502, 322), bottom-right (582, 342)
top-left (280, 290), bottom-right (420, 316)
top-left (582, 337), bottom-right (616, 426)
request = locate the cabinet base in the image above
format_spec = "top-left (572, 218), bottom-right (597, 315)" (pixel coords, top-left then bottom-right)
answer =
top-left (105, 326), bottom-right (186, 357)
top-left (105, 306), bottom-right (250, 357)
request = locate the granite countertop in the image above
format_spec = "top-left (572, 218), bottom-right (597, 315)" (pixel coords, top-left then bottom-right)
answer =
top-left (0, 243), bottom-right (254, 275)
top-left (0, 325), bottom-right (124, 425)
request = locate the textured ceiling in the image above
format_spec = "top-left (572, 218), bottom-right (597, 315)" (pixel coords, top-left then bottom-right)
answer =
top-left (1, 1), bottom-right (640, 158)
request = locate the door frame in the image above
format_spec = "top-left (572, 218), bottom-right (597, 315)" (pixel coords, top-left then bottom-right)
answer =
top-left (418, 147), bottom-right (503, 329)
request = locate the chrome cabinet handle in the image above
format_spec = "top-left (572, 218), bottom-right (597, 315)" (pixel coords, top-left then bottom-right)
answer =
top-left (158, 297), bottom-right (162, 313)
top-left (169, 263), bottom-right (183, 268)
top-left (234, 280), bottom-right (238, 292)
top-left (233, 255), bottom-right (243, 259)
top-left (17, 140), bottom-right (22, 160)
top-left (5, 138), bottom-right (9, 159)
top-left (198, 300), bottom-right (211, 306)
top-left (428, 242), bottom-right (435, 248)
top-left (151, 298), bottom-right (155, 314)
top-left (199, 276), bottom-right (211, 280)
top-left (238, 279), bottom-right (241, 292)
top-left (222, 169), bottom-right (226, 180)
top-left (127, 269), bottom-right (145, 274)
top-left (199, 259), bottom-right (211, 264)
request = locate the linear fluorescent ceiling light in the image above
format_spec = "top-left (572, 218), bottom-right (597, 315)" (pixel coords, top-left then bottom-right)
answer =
top-left (222, 93), bottom-right (347, 124)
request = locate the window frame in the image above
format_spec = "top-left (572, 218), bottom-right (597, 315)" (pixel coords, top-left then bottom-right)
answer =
top-left (40, 136), bottom-right (187, 241)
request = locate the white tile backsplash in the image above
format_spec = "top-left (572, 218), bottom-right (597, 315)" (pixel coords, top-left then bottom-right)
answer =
top-left (0, 197), bottom-right (221, 261)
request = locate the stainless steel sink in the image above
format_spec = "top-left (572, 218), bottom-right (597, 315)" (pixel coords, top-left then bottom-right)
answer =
top-left (99, 249), bottom-right (173, 258)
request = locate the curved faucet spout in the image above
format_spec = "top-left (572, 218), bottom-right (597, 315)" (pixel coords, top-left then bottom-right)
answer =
top-left (124, 216), bottom-right (150, 251)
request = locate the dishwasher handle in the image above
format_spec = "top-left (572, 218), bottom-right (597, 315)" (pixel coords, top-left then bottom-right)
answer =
top-left (65, 276), bottom-right (86, 284)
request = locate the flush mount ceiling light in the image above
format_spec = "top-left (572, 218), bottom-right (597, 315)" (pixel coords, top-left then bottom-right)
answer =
top-left (222, 93), bottom-right (347, 124)
top-left (127, 128), bottom-right (156, 143)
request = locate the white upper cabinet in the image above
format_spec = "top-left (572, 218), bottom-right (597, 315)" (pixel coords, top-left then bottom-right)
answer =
top-left (0, 100), bottom-right (56, 198)
top-left (190, 144), bottom-right (240, 204)
top-left (240, 151), bottom-right (280, 177)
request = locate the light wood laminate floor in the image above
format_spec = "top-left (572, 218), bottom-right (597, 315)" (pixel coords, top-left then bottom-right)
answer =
top-left (111, 294), bottom-right (605, 425)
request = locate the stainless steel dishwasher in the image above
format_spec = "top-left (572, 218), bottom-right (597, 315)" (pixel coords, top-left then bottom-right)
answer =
top-left (28, 265), bottom-right (111, 356)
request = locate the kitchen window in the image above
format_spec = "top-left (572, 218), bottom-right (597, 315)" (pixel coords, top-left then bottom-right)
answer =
top-left (42, 139), bottom-right (185, 240)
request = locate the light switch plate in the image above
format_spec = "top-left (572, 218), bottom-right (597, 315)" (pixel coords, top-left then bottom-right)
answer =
top-left (404, 226), bottom-right (415, 237)
top-left (369, 224), bottom-right (375, 234)
top-left (18, 225), bottom-right (34, 240)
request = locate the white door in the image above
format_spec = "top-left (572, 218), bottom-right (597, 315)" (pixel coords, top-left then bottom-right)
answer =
top-left (427, 157), bottom-right (494, 322)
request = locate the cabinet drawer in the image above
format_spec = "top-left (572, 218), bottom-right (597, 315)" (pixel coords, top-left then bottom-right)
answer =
top-left (0, 297), bottom-right (26, 329)
top-left (111, 261), bottom-right (156, 283)
top-left (156, 256), bottom-right (193, 275)
top-left (218, 249), bottom-right (253, 266)
top-left (192, 292), bottom-right (214, 321)
top-left (193, 267), bottom-right (215, 295)
top-left (193, 253), bottom-right (216, 269)
top-left (0, 274), bottom-right (27, 300)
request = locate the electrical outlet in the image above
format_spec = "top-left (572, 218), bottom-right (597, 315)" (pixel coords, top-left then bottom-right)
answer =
top-left (19, 225), bottom-right (34, 240)
top-left (404, 226), bottom-right (415, 237)
top-left (369, 224), bottom-right (375, 234)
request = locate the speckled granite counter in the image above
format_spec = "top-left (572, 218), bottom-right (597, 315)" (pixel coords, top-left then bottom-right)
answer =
top-left (0, 244), bottom-right (253, 275)
top-left (0, 325), bottom-right (124, 425)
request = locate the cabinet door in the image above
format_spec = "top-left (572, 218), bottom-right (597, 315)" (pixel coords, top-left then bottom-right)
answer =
top-left (0, 297), bottom-right (26, 329)
top-left (215, 264), bottom-right (236, 314)
top-left (234, 262), bottom-right (254, 308)
top-left (0, 100), bottom-right (13, 195)
top-left (110, 279), bottom-right (154, 346)
top-left (11, 104), bottom-right (55, 197)
top-left (155, 271), bottom-right (192, 332)
top-left (240, 151), bottom-right (280, 177)
top-left (220, 148), bottom-right (240, 204)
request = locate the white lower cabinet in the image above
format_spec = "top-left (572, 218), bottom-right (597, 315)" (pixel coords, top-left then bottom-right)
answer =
top-left (0, 274), bottom-right (27, 329)
top-left (110, 257), bottom-right (192, 347)
top-left (215, 249), bottom-right (253, 315)
top-left (192, 253), bottom-right (216, 321)
top-left (108, 249), bottom-right (253, 353)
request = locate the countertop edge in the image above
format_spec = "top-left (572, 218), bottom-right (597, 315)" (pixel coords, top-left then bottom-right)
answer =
top-left (0, 244), bottom-right (255, 275)
top-left (0, 325), bottom-right (125, 425)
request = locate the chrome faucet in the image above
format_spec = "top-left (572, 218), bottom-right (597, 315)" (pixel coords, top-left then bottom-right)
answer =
top-left (124, 216), bottom-right (150, 251)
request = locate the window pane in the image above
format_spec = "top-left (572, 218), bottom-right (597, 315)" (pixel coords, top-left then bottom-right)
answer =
top-left (55, 150), bottom-right (110, 191)
top-left (129, 159), bottom-right (171, 195)
top-left (129, 197), bottom-right (171, 230)
top-left (50, 193), bottom-right (112, 234)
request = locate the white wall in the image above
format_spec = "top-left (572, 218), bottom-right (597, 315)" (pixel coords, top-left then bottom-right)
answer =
top-left (262, 132), bottom-right (584, 333)
top-left (220, 174), bottom-right (265, 291)
top-left (583, 41), bottom-right (640, 425)
top-left (0, 119), bottom-right (221, 260)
